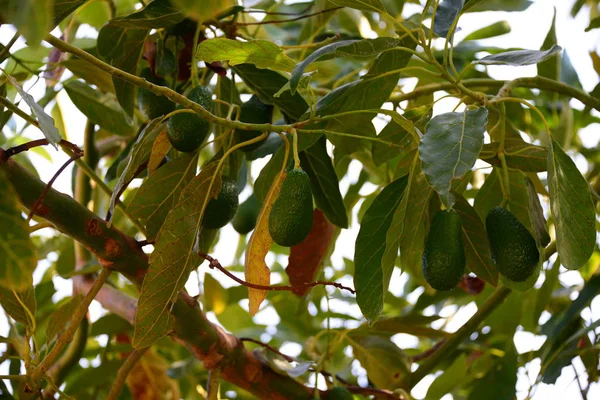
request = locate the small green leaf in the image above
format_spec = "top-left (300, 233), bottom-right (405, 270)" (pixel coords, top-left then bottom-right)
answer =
top-left (6, 74), bottom-right (61, 148)
top-left (453, 195), bottom-right (499, 286)
top-left (0, 170), bottom-right (37, 291)
top-left (46, 295), bottom-right (83, 345)
top-left (107, 118), bottom-right (164, 221)
top-left (64, 80), bottom-right (134, 136)
top-left (329, 0), bottom-right (387, 13)
top-left (474, 44), bottom-right (562, 66)
top-left (479, 139), bottom-right (547, 172)
top-left (348, 333), bottom-right (411, 389)
top-left (0, 286), bottom-right (36, 328)
top-left (585, 16), bottom-right (600, 32)
top-left (97, 24), bottom-right (148, 118)
top-left (464, 21), bottom-right (511, 41)
top-left (110, 0), bottom-right (184, 29)
top-left (133, 163), bottom-right (219, 348)
top-left (299, 137), bottom-right (348, 229)
top-left (54, 0), bottom-right (87, 25)
top-left (433, 0), bottom-right (465, 38)
top-left (548, 139), bottom-right (595, 270)
top-left (129, 154), bottom-right (198, 240)
top-left (354, 176), bottom-right (409, 323)
top-left (419, 107), bottom-right (488, 209)
top-left (290, 37), bottom-right (407, 93)
top-left (197, 39), bottom-right (296, 73)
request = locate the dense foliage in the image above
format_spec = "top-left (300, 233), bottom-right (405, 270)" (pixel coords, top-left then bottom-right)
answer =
top-left (0, 0), bottom-right (599, 399)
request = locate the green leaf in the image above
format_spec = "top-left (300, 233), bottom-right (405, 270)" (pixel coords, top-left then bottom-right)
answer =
top-left (474, 44), bottom-right (562, 66)
top-left (233, 64), bottom-right (309, 122)
top-left (290, 37), bottom-right (407, 93)
top-left (0, 170), bottom-right (37, 291)
top-left (77, 1), bottom-right (111, 28)
top-left (169, 0), bottom-right (236, 22)
top-left (90, 314), bottom-right (132, 336)
top-left (463, 21), bottom-right (511, 41)
top-left (586, 16), bottom-right (600, 32)
top-left (97, 23), bottom-right (148, 119)
top-left (299, 137), bottom-right (348, 229)
top-left (468, 345), bottom-right (518, 400)
top-left (348, 333), bottom-right (411, 389)
top-left (196, 39), bottom-right (296, 73)
top-left (453, 195), bottom-right (498, 286)
top-left (433, 0), bottom-right (465, 38)
top-left (329, 0), bottom-right (387, 13)
top-left (46, 295), bottom-right (83, 345)
top-left (524, 177), bottom-right (551, 247)
top-left (426, 354), bottom-right (468, 399)
top-left (133, 163), bottom-right (219, 348)
top-left (373, 119), bottom-right (417, 166)
top-left (54, 0), bottom-right (87, 25)
top-left (62, 59), bottom-right (115, 93)
top-left (0, 286), bottom-right (36, 328)
top-left (110, 0), bottom-right (184, 29)
top-left (129, 154), bottom-right (198, 240)
top-left (108, 118), bottom-right (164, 221)
top-left (6, 74), bottom-right (61, 148)
top-left (354, 176), bottom-right (409, 323)
top-left (3, 0), bottom-right (52, 47)
top-left (479, 139), bottom-right (547, 172)
top-left (419, 107), bottom-right (488, 209)
top-left (63, 80), bottom-right (134, 136)
top-left (548, 139), bottom-right (595, 270)
top-left (464, 0), bottom-right (532, 12)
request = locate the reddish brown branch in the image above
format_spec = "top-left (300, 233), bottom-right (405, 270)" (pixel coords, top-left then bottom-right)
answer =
top-left (236, 7), bottom-right (342, 26)
top-left (344, 385), bottom-right (404, 399)
top-left (199, 253), bottom-right (355, 294)
top-left (27, 149), bottom-right (83, 222)
top-left (410, 339), bottom-right (447, 362)
top-left (4, 138), bottom-right (81, 159)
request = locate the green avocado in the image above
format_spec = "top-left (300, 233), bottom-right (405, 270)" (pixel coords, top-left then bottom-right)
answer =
top-left (202, 177), bottom-right (239, 229)
top-left (235, 95), bottom-right (273, 152)
top-left (166, 85), bottom-right (213, 153)
top-left (232, 194), bottom-right (261, 234)
top-left (422, 210), bottom-right (466, 291)
top-left (486, 206), bottom-right (539, 282)
top-left (268, 169), bottom-right (313, 247)
top-left (137, 68), bottom-right (175, 120)
top-left (327, 386), bottom-right (353, 400)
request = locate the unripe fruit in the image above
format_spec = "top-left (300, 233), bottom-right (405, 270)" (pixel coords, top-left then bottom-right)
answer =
top-left (137, 68), bottom-right (175, 120)
top-left (201, 177), bottom-right (239, 229)
top-left (166, 86), bottom-right (212, 153)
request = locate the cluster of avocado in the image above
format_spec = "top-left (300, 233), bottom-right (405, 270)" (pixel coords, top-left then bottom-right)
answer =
top-left (422, 206), bottom-right (539, 291)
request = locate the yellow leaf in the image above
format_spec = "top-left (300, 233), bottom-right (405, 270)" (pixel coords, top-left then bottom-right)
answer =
top-left (148, 129), bottom-right (172, 175)
top-left (245, 170), bottom-right (287, 315)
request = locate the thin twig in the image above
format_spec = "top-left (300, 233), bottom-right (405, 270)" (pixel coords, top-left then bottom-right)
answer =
top-left (200, 253), bottom-right (355, 294)
top-left (4, 139), bottom-right (51, 158)
top-left (0, 32), bottom-right (20, 62)
top-left (239, 337), bottom-right (294, 362)
top-left (106, 348), bottom-right (149, 400)
top-left (27, 149), bottom-right (83, 222)
top-left (411, 339), bottom-right (447, 362)
top-left (236, 7), bottom-right (341, 26)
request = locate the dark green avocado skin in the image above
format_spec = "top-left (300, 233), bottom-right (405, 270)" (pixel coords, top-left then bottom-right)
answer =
top-left (235, 95), bottom-right (273, 152)
top-left (138, 68), bottom-right (175, 120)
top-left (422, 209), bottom-right (466, 291)
top-left (486, 206), bottom-right (539, 282)
top-left (268, 169), bottom-right (313, 247)
top-left (202, 177), bottom-right (239, 229)
top-left (232, 194), bottom-right (261, 234)
top-left (166, 86), bottom-right (212, 153)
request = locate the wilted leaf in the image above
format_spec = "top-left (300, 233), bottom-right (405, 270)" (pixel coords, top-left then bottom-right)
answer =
top-left (108, 119), bottom-right (164, 221)
top-left (133, 163), bottom-right (220, 348)
top-left (147, 130), bottom-right (172, 175)
top-left (0, 170), bottom-right (37, 291)
top-left (474, 44), bottom-right (562, 66)
top-left (419, 107), bottom-right (487, 208)
top-left (245, 170), bottom-right (286, 315)
top-left (196, 39), bottom-right (296, 73)
top-left (548, 139), bottom-right (595, 269)
top-left (354, 176), bottom-right (409, 323)
top-left (287, 209), bottom-right (335, 296)
top-left (129, 154), bottom-right (198, 240)
top-left (64, 80), bottom-right (134, 136)
top-left (300, 137), bottom-right (348, 228)
top-left (453, 195), bottom-right (499, 286)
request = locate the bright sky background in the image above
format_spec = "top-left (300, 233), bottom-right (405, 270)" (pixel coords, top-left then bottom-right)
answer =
top-left (0, 0), bottom-right (599, 398)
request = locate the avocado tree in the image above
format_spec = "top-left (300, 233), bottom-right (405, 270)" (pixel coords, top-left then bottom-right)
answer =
top-left (0, 0), bottom-right (599, 398)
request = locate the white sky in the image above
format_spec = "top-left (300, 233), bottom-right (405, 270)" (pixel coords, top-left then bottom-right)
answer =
top-left (0, 0), bottom-right (599, 398)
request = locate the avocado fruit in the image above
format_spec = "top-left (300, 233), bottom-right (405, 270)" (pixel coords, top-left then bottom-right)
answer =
top-left (235, 95), bottom-right (273, 152)
top-left (202, 176), bottom-right (239, 229)
top-left (166, 85), bottom-right (213, 153)
top-left (486, 206), bottom-right (539, 282)
top-left (268, 169), bottom-right (313, 247)
top-left (137, 68), bottom-right (175, 120)
top-left (327, 386), bottom-right (353, 400)
top-left (422, 210), bottom-right (466, 291)
top-left (232, 194), bottom-right (261, 234)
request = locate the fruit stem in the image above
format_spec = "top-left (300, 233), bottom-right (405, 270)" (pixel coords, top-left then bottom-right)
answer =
top-left (288, 127), bottom-right (301, 170)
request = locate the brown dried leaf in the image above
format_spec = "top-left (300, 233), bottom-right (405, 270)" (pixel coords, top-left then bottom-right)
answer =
top-left (286, 209), bottom-right (335, 296)
top-left (148, 129), bottom-right (171, 175)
